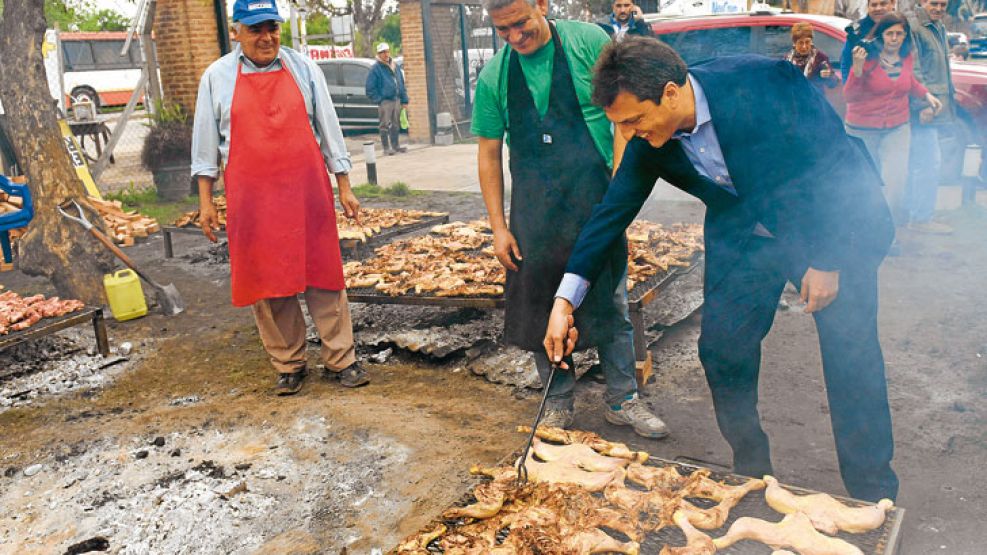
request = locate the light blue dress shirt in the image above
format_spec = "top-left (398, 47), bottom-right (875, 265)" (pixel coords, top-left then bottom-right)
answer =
top-left (191, 44), bottom-right (352, 178)
top-left (556, 74), bottom-right (768, 309)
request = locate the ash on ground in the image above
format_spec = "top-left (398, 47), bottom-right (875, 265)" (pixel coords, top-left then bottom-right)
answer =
top-left (0, 415), bottom-right (411, 554)
top-left (0, 327), bottom-right (140, 413)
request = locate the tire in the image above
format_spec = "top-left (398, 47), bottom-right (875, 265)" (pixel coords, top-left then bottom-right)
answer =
top-left (70, 87), bottom-right (100, 115)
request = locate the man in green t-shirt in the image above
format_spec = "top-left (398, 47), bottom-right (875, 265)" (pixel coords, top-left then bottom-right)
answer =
top-left (472, 0), bottom-right (668, 438)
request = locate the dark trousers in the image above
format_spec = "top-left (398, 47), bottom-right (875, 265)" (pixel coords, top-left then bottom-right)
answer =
top-left (698, 237), bottom-right (898, 502)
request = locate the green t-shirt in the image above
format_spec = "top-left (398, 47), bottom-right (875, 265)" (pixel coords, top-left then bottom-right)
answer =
top-left (470, 19), bottom-right (613, 167)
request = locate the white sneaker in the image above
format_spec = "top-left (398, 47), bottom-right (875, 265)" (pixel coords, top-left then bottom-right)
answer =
top-left (605, 395), bottom-right (669, 439)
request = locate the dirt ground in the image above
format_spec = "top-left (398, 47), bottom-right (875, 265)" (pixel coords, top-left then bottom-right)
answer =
top-left (1, 188), bottom-right (985, 554)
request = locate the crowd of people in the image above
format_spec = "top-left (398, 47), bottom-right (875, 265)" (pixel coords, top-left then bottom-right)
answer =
top-left (789, 0), bottom-right (956, 237)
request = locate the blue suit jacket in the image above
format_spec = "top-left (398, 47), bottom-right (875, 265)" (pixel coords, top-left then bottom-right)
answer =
top-left (565, 55), bottom-right (894, 292)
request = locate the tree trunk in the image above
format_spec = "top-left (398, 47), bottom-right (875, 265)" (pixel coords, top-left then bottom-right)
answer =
top-left (0, 0), bottom-right (114, 305)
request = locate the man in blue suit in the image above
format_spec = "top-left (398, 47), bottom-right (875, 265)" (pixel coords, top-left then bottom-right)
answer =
top-left (543, 37), bottom-right (898, 502)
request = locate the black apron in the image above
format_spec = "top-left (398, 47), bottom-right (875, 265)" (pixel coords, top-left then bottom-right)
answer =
top-left (503, 21), bottom-right (627, 352)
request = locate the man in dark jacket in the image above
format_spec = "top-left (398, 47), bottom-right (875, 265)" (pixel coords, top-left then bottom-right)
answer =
top-left (906, 0), bottom-right (955, 234)
top-left (365, 42), bottom-right (409, 155)
top-left (544, 38), bottom-right (899, 502)
top-left (597, 0), bottom-right (654, 41)
top-left (840, 0), bottom-right (895, 82)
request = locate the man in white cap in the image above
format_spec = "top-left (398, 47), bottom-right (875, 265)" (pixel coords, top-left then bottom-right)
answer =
top-left (191, 0), bottom-right (370, 395)
top-left (365, 42), bottom-right (409, 155)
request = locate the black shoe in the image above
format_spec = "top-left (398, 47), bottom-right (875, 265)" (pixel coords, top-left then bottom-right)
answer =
top-left (275, 370), bottom-right (306, 396)
top-left (394, 146), bottom-right (408, 153)
top-left (338, 363), bottom-right (370, 388)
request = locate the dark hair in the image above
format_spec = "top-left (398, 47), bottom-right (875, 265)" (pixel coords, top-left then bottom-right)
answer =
top-left (591, 36), bottom-right (688, 108)
top-left (864, 12), bottom-right (912, 58)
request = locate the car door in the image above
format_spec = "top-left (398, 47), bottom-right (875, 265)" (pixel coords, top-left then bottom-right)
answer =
top-left (339, 62), bottom-right (379, 129)
top-left (318, 61), bottom-right (351, 127)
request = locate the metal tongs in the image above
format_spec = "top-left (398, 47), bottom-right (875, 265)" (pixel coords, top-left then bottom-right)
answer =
top-left (517, 363), bottom-right (559, 485)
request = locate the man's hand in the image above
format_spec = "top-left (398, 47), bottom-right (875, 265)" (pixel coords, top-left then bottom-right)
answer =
top-left (492, 228), bottom-right (522, 271)
top-left (800, 267), bottom-right (840, 313)
top-left (336, 173), bottom-right (361, 224)
top-left (926, 93), bottom-right (943, 115)
top-left (402, 104), bottom-right (409, 118)
top-left (920, 106), bottom-right (935, 124)
top-left (199, 200), bottom-right (220, 243)
top-left (544, 298), bottom-right (578, 369)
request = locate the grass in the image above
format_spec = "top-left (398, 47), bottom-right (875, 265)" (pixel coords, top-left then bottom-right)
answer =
top-left (348, 181), bottom-right (420, 199)
top-left (103, 184), bottom-right (197, 225)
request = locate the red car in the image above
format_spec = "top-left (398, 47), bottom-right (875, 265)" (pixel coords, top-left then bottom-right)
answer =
top-left (646, 11), bottom-right (987, 180)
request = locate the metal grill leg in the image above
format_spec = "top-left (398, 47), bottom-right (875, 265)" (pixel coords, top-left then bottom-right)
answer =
top-left (163, 229), bottom-right (174, 258)
top-left (92, 309), bottom-right (110, 356)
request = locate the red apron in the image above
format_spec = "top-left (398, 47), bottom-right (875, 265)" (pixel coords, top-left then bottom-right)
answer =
top-left (225, 63), bottom-right (345, 307)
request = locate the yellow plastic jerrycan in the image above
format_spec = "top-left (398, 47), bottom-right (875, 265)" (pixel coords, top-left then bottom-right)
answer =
top-left (103, 269), bottom-right (148, 321)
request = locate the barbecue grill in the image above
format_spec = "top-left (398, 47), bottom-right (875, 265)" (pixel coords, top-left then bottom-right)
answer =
top-left (160, 213), bottom-right (450, 259)
top-left (398, 455), bottom-right (904, 554)
top-left (0, 306), bottom-right (109, 357)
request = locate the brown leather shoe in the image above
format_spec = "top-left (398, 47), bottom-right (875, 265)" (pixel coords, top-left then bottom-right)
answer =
top-left (338, 363), bottom-right (370, 388)
top-left (275, 370), bottom-right (306, 396)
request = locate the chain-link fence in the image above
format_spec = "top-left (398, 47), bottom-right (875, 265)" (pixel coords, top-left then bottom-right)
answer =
top-left (68, 106), bottom-right (154, 194)
top-left (425, 2), bottom-right (500, 141)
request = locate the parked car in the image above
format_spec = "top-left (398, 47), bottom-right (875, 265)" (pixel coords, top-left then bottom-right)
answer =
top-left (969, 13), bottom-right (987, 57)
top-left (948, 31), bottom-right (969, 60)
top-left (317, 57), bottom-right (379, 130)
top-left (646, 11), bottom-right (987, 181)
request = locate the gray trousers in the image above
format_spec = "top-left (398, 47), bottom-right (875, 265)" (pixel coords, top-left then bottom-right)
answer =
top-left (378, 99), bottom-right (402, 150)
top-left (846, 123), bottom-right (910, 225)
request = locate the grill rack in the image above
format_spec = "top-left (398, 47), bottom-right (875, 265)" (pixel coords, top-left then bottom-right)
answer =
top-left (160, 214), bottom-right (450, 259)
top-left (401, 455), bottom-right (903, 555)
top-left (0, 306), bottom-right (109, 359)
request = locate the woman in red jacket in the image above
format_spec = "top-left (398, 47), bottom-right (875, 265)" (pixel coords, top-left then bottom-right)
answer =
top-left (844, 12), bottom-right (942, 226)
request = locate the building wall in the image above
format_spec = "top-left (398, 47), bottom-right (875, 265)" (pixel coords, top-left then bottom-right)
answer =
top-left (155, 0), bottom-right (222, 116)
top-left (399, 0), bottom-right (432, 142)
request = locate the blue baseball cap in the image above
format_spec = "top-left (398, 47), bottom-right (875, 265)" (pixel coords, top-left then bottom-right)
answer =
top-left (232, 0), bottom-right (284, 25)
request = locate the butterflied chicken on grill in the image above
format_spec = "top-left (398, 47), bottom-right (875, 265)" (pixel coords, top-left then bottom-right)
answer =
top-left (626, 462), bottom-right (707, 490)
top-left (677, 476), bottom-right (765, 530)
top-left (713, 512), bottom-right (865, 555)
top-left (394, 524), bottom-right (447, 554)
top-left (763, 475), bottom-right (894, 534)
top-left (530, 437), bottom-right (630, 472)
top-left (659, 510), bottom-right (716, 555)
top-left (517, 425), bottom-right (649, 462)
top-left (443, 481), bottom-right (508, 519)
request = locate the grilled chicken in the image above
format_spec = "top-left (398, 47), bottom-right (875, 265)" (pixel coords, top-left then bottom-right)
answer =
top-left (713, 512), bottom-right (865, 555)
top-left (677, 477), bottom-right (765, 530)
top-left (531, 437), bottom-right (630, 472)
top-left (517, 425), bottom-right (649, 463)
top-left (660, 510), bottom-right (716, 555)
top-left (763, 475), bottom-right (894, 534)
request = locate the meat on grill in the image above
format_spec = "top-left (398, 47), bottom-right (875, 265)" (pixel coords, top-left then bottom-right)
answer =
top-left (659, 509), bottom-right (716, 555)
top-left (530, 437), bottom-right (630, 472)
top-left (0, 290), bottom-right (85, 335)
top-left (713, 511), bottom-right (865, 555)
top-left (763, 475), bottom-right (894, 534)
top-left (517, 425), bottom-right (649, 463)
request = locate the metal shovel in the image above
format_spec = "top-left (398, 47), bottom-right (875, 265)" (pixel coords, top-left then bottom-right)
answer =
top-left (58, 199), bottom-right (185, 316)
top-left (517, 363), bottom-right (559, 485)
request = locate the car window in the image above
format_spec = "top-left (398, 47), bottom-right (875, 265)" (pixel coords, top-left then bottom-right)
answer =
top-left (320, 63), bottom-right (340, 86)
top-left (341, 64), bottom-right (369, 88)
top-left (62, 42), bottom-right (94, 71)
top-left (92, 40), bottom-right (138, 69)
top-left (761, 25), bottom-right (843, 63)
top-left (658, 27), bottom-right (752, 64)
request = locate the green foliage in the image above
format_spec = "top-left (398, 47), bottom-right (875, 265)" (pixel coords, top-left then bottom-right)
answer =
top-left (77, 9), bottom-right (128, 31)
top-left (350, 182), bottom-right (421, 198)
top-left (148, 100), bottom-right (189, 126)
top-left (105, 184), bottom-right (196, 224)
top-left (377, 13), bottom-right (401, 52)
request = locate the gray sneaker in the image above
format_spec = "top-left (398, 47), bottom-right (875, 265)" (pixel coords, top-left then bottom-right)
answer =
top-left (605, 395), bottom-right (669, 439)
top-left (539, 407), bottom-right (574, 430)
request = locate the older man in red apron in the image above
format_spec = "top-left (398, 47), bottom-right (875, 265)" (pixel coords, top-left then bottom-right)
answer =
top-left (191, 0), bottom-right (368, 395)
